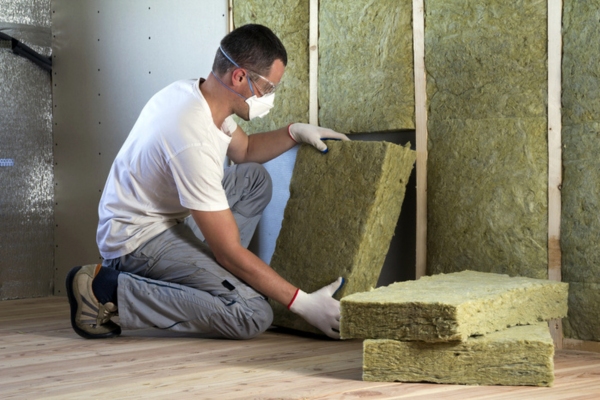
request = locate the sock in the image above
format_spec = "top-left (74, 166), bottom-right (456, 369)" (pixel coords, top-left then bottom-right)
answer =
top-left (92, 267), bottom-right (120, 305)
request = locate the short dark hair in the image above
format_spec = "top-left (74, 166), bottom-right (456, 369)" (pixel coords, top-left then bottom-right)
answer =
top-left (212, 24), bottom-right (287, 76)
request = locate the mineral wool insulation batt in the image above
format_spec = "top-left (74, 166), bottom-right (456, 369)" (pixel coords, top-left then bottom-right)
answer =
top-left (340, 270), bottom-right (568, 342)
top-left (270, 140), bottom-right (416, 335)
top-left (561, 0), bottom-right (600, 342)
top-left (425, 0), bottom-right (548, 280)
top-left (363, 323), bottom-right (555, 387)
top-left (233, 0), bottom-right (310, 134)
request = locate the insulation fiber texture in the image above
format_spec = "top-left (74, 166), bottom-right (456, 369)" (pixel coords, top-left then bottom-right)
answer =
top-left (270, 140), bottom-right (416, 335)
top-left (318, 0), bottom-right (414, 133)
top-left (363, 323), bottom-right (554, 386)
top-left (563, 282), bottom-right (600, 341)
top-left (425, 0), bottom-right (548, 279)
top-left (561, 1), bottom-right (600, 341)
top-left (340, 270), bottom-right (568, 342)
top-left (233, 0), bottom-right (309, 133)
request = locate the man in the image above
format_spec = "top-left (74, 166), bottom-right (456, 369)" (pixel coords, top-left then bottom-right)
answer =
top-left (66, 24), bottom-right (349, 341)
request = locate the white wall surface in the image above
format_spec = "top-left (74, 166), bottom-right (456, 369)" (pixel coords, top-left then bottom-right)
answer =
top-left (52, 0), bottom-right (228, 294)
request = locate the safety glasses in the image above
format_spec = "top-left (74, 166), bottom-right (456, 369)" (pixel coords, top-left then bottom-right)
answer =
top-left (247, 70), bottom-right (280, 96)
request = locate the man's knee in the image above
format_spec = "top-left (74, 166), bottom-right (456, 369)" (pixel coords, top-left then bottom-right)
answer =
top-left (231, 162), bottom-right (273, 217)
top-left (225, 297), bottom-right (273, 340)
top-left (243, 162), bottom-right (272, 201)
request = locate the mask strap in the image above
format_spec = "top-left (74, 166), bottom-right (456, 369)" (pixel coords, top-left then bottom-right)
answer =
top-left (219, 46), bottom-right (239, 67)
top-left (211, 71), bottom-right (246, 100)
top-left (219, 46), bottom-right (257, 97)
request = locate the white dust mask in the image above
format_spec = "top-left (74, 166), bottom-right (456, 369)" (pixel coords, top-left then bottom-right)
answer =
top-left (246, 92), bottom-right (275, 119)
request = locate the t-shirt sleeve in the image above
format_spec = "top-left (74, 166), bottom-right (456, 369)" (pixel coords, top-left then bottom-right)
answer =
top-left (222, 116), bottom-right (238, 136)
top-left (168, 145), bottom-right (229, 211)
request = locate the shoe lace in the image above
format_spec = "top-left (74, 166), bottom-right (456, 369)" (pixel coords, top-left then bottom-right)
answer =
top-left (96, 302), bottom-right (118, 326)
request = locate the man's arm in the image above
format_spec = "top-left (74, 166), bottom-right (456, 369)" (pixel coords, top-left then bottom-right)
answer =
top-left (227, 123), bottom-right (351, 165)
top-left (227, 125), bottom-right (295, 165)
top-left (191, 207), bottom-right (296, 306)
top-left (192, 207), bottom-right (345, 338)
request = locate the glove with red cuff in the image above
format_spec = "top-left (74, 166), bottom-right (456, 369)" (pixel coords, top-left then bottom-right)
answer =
top-left (288, 277), bottom-right (345, 339)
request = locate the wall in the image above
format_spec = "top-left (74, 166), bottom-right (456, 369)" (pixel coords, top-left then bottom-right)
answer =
top-left (0, 0), bottom-right (54, 299)
top-left (425, 0), bottom-right (549, 280)
top-left (233, 0), bottom-right (311, 133)
top-left (561, 0), bottom-right (600, 342)
top-left (51, 0), bottom-right (228, 294)
top-left (319, 0), bottom-right (414, 133)
top-left (4, 0), bottom-right (599, 346)
top-left (233, 0), bottom-right (415, 134)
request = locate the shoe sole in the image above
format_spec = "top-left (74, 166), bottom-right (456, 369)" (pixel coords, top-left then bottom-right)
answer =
top-left (66, 266), bottom-right (121, 339)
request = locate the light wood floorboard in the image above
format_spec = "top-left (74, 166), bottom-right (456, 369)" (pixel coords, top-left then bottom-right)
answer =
top-left (1, 297), bottom-right (599, 399)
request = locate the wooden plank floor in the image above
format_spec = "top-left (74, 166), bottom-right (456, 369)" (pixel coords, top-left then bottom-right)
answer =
top-left (1, 297), bottom-right (599, 399)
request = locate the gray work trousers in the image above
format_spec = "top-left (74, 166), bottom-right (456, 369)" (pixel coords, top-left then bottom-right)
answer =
top-left (102, 163), bottom-right (274, 340)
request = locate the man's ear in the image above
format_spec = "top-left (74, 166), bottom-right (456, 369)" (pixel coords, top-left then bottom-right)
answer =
top-left (230, 68), bottom-right (246, 87)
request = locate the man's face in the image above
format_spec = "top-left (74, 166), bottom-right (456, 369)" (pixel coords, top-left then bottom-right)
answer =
top-left (237, 59), bottom-right (285, 121)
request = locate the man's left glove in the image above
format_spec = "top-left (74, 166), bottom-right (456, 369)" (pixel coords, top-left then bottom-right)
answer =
top-left (288, 277), bottom-right (345, 339)
top-left (288, 123), bottom-right (350, 153)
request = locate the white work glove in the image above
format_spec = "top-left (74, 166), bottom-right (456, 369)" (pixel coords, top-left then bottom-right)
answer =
top-left (288, 277), bottom-right (345, 339)
top-left (288, 123), bottom-right (350, 153)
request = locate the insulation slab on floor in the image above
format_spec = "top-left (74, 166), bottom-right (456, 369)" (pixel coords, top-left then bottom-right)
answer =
top-left (363, 323), bottom-right (555, 386)
top-left (270, 140), bottom-right (416, 335)
top-left (340, 270), bottom-right (568, 341)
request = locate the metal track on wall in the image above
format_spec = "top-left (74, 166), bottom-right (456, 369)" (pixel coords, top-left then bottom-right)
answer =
top-left (0, 31), bottom-right (52, 71)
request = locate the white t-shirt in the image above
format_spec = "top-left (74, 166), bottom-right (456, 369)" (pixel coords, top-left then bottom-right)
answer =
top-left (97, 79), bottom-right (237, 259)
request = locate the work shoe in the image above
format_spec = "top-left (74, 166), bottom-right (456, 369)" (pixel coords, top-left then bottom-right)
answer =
top-left (66, 264), bottom-right (121, 339)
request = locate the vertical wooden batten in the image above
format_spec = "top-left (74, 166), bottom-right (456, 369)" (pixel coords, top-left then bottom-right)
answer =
top-left (413, 0), bottom-right (428, 279)
top-left (547, 0), bottom-right (563, 349)
top-left (309, 0), bottom-right (319, 125)
top-left (228, 0), bottom-right (234, 32)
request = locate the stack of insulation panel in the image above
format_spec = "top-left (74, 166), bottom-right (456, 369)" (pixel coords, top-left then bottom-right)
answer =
top-left (340, 270), bottom-right (569, 386)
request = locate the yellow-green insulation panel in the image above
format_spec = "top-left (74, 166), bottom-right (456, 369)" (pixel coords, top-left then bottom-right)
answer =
top-left (318, 0), bottom-right (415, 133)
top-left (363, 323), bottom-right (555, 386)
top-left (233, 0), bottom-right (310, 133)
top-left (270, 141), bottom-right (416, 335)
top-left (340, 270), bottom-right (568, 342)
top-left (425, 1), bottom-right (548, 279)
top-left (561, 0), bottom-right (600, 341)
top-left (233, 0), bottom-right (415, 135)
